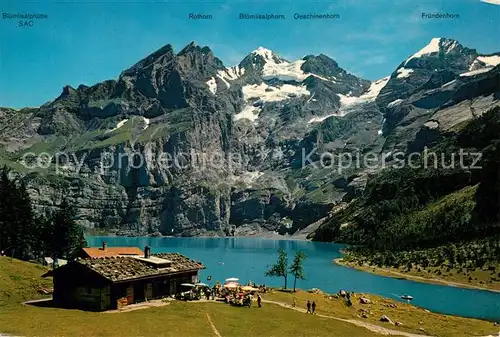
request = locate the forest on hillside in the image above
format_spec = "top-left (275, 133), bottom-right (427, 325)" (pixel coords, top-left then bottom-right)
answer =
top-left (0, 167), bottom-right (86, 261)
top-left (313, 106), bottom-right (500, 269)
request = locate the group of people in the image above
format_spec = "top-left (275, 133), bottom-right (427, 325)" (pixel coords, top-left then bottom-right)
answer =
top-left (204, 281), bottom-right (263, 308)
top-left (203, 287), bottom-right (213, 300)
top-left (245, 282), bottom-right (268, 293)
top-left (198, 281), bottom-right (322, 314)
top-left (228, 291), bottom-right (262, 308)
top-left (338, 289), bottom-right (353, 307)
top-left (291, 297), bottom-right (316, 314)
top-left (306, 300), bottom-right (316, 314)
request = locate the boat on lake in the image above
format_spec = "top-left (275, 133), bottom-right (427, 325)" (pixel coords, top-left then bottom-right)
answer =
top-left (401, 294), bottom-right (414, 300)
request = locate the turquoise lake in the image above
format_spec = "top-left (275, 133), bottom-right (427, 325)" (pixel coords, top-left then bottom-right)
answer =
top-left (87, 236), bottom-right (500, 321)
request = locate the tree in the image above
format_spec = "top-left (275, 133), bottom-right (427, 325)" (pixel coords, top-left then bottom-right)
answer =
top-left (49, 199), bottom-right (86, 260)
top-left (444, 244), bottom-right (457, 268)
top-left (32, 215), bottom-right (52, 260)
top-left (0, 166), bottom-right (13, 255)
top-left (475, 141), bottom-right (500, 230)
top-left (0, 167), bottom-right (37, 259)
top-left (289, 251), bottom-right (307, 292)
top-left (10, 180), bottom-right (36, 259)
top-left (265, 248), bottom-right (288, 289)
top-left (0, 166), bottom-right (87, 262)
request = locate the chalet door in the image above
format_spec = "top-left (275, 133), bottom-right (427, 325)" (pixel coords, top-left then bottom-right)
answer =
top-left (126, 284), bottom-right (134, 304)
top-left (134, 282), bottom-right (145, 303)
top-left (101, 285), bottom-right (111, 310)
top-left (169, 279), bottom-right (175, 294)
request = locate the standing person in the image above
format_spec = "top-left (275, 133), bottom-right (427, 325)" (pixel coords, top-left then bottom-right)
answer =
top-left (257, 293), bottom-right (262, 308)
top-left (311, 301), bottom-right (316, 314)
top-left (292, 297), bottom-right (297, 308)
top-left (346, 292), bottom-right (352, 307)
top-left (306, 300), bottom-right (311, 313)
top-left (214, 281), bottom-right (220, 297)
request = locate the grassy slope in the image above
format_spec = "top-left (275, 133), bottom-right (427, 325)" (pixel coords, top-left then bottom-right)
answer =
top-left (1, 257), bottom-right (498, 337)
top-left (0, 257), bottom-right (376, 337)
top-left (0, 257), bottom-right (53, 308)
top-left (265, 290), bottom-right (499, 337)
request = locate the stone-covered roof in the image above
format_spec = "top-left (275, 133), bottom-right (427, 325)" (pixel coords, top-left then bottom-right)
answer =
top-left (76, 253), bottom-right (205, 282)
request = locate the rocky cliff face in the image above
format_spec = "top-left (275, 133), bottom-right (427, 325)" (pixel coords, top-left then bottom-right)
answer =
top-left (0, 38), bottom-right (499, 237)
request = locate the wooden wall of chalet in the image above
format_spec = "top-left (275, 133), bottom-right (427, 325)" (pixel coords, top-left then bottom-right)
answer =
top-left (53, 264), bottom-right (201, 311)
top-left (111, 271), bottom-right (198, 306)
top-left (53, 263), bottom-right (112, 311)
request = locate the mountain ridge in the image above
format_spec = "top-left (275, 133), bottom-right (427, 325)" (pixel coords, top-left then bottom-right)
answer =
top-left (5, 37), bottom-right (496, 111)
top-left (0, 37), bottom-right (498, 238)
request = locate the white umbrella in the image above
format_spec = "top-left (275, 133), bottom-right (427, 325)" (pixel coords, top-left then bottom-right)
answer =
top-left (181, 283), bottom-right (195, 287)
top-left (225, 277), bottom-right (239, 282)
top-left (196, 283), bottom-right (208, 287)
top-left (223, 282), bottom-right (239, 289)
top-left (241, 285), bottom-right (258, 291)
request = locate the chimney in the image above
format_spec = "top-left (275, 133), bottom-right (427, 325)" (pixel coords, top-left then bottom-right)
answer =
top-left (144, 245), bottom-right (151, 259)
top-left (102, 242), bottom-right (108, 251)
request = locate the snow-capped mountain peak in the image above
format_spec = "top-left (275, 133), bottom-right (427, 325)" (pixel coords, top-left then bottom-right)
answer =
top-left (238, 46), bottom-right (307, 81)
top-left (442, 39), bottom-right (460, 54)
top-left (404, 37), bottom-right (442, 66)
top-left (262, 58), bottom-right (306, 82)
top-left (249, 46), bottom-right (286, 65)
top-left (252, 47), bottom-right (278, 60)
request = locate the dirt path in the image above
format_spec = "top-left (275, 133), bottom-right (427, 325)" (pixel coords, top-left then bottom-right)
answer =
top-left (205, 313), bottom-right (222, 337)
top-left (189, 298), bottom-right (430, 336)
top-left (334, 259), bottom-right (500, 293)
top-left (262, 300), bottom-right (432, 337)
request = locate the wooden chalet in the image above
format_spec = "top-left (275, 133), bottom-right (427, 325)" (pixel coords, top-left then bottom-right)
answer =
top-left (52, 246), bottom-right (205, 311)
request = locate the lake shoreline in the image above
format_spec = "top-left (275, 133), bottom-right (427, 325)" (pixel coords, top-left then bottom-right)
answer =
top-left (84, 216), bottom-right (327, 241)
top-left (84, 232), bottom-right (312, 241)
top-left (2, 252), bottom-right (498, 337)
top-left (85, 236), bottom-right (500, 321)
top-left (334, 258), bottom-right (500, 294)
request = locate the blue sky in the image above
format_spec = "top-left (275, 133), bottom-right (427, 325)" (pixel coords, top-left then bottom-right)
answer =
top-left (1, 0), bottom-right (499, 108)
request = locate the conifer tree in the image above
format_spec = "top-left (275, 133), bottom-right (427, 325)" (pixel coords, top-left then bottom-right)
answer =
top-left (265, 248), bottom-right (289, 289)
top-left (289, 251), bottom-right (307, 292)
top-left (0, 166), bottom-right (86, 262)
top-left (11, 180), bottom-right (35, 259)
top-left (50, 199), bottom-right (86, 260)
top-left (475, 141), bottom-right (500, 231)
top-left (0, 166), bottom-right (13, 254)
